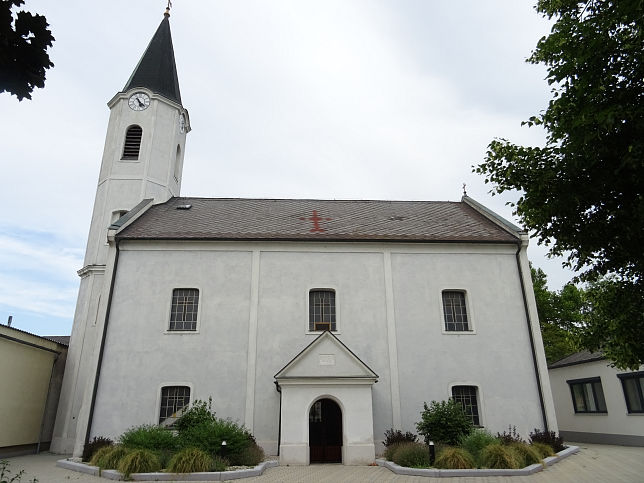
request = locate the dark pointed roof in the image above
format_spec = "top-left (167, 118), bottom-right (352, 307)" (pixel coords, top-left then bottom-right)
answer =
top-left (123, 12), bottom-right (182, 104)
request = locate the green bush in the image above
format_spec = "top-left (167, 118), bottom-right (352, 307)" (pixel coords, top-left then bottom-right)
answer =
top-left (119, 424), bottom-right (177, 451)
top-left (175, 398), bottom-right (217, 433)
top-left (458, 428), bottom-right (498, 465)
top-left (496, 425), bottom-right (525, 445)
top-left (230, 443), bottom-right (265, 466)
top-left (510, 442), bottom-right (542, 467)
top-left (177, 418), bottom-right (252, 458)
top-left (90, 445), bottom-right (130, 469)
top-left (416, 400), bottom-right (473, 446)
top-left (434, 447), bottom-right (475, 469)
top-left (531, 442), bottom-right (555, 458)
top-left (529, 428), bottom-right (565, 452)
top-left (480, 444), bottom-right (521, 469)
top-left (383, 441), bottom-right (404, 461)
top-left (167, 448), bottom-right (213, 473)
top-left (211, 455), bottom-right (229, 472)
top-left (117, 449), bottom-right (161, 478)
top-left (391, 442), bottom-right (430, 468)
top-left (82, 436), bottom-right (113, 462)
top-left (383, 428), bottom-right (417, 447)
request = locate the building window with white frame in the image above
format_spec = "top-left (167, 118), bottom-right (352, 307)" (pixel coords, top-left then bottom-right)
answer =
top-left (159, 386), bottom-right (190, 426)
top-left (567, 377), bottom-right (607, 413)
top-left (451, 385), bottom-right (480, 425)
top-left (442, 291), bottom-right (469, 331)
top-left (309, 289), bottom-right (336, 331)
top-left (169, 288), bottom-right (199, 331)
top-left (617, 371), bottom-right (644, 413)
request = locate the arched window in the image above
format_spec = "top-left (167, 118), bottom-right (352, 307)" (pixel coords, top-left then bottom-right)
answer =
top-left (174, 144), bottom-right (181, 181)
top-left (122, 125), bottom-right (143, 160)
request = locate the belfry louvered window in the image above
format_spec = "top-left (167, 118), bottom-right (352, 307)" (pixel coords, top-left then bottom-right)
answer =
top-left (309, 289), bottom-right (336, 331)
top-left (122, 125), bottom-right (143, 159)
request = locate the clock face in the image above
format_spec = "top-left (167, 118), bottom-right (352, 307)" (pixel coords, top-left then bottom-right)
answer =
top-left (179, 113), bottom-right (186, 133)
top-left (128, 92), bottom-right (150, 111)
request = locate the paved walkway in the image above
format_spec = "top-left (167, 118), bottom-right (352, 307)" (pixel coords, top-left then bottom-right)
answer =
top-left (4, 443), bottom-right (644, 483)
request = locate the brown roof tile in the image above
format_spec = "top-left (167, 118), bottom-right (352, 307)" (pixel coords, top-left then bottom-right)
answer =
top-left (117, 197), bottom-right (520, 243)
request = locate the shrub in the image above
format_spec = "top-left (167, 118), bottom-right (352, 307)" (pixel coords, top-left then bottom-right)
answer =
top-left (531, 442), bottom-right (556, 458)
top-left (529, 428), bottom-right (565, 452)
top-left (383, 441), bottom-right (404, 461)
top-left (480, 444), bottom-right (520, 469)
top-left (434, 447), bottom-right (475, 469)
top-left (119, 424), bottom-right (177, 451)
top-left (496, 425), bottom-right (525, 445)
top-left (510, 442), bottom-right (542, 467)
top-left (211, 455), bottom-right (229, 472)
top-left (391, 442), bottom-right (430, 468)
top-left (458, 428), bottom-right (498, 464)
top-left (416, 400), bottom-right (473, 446)
top-left (167, 447), bottom-right (213, 473)
top-left (383, 428), bottom-right (417, 447)
top-left (229, 443), bottom-right (265, 466)
top-left (175, 398), bottom-right (217, 433)
top-left (117, 449), bottom-right (161, 478)
top-left (82, 436), bottom-right (113, 462)
top-left (90, 445), bottom-right (130, 469)
top-left (177, 418), bottom-right (252, 458)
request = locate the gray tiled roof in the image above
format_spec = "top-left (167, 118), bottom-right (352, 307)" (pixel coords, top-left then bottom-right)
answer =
top-left (548, 350), bottom-right (605, 369)
top-left (118, 197), bottom-right (520, 243)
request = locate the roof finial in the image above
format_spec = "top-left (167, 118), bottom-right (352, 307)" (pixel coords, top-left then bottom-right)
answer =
top-left (462, 183), bottom-right (468, 197)
top-left (165, 0), bottom-right (172, 17)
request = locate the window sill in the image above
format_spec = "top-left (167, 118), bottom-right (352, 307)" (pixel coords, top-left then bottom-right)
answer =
top-left (306, 331), bottom-right (340, 336)
top-left (441, 330), bottom-right (476, 335)
top-left (164, 330), bottom-right (200, 335)
top-left (573, 411), bottom-right (608, 415)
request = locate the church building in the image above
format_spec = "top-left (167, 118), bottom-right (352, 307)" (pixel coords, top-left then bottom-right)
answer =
top-left (51, 10), bottom-right (557, 465)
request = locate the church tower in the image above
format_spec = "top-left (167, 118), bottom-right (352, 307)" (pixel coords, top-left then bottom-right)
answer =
top-left (51, 9), bottom-right (189, 456)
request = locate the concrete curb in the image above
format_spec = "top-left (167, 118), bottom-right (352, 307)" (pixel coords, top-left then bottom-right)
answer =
top-left (379, 446), bottom-right (580, 477)
top-left (56, 459), bottom-right (279, 481)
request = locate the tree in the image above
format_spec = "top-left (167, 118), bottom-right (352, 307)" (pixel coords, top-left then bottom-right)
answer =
top-left (475, 1), bottom-right (643, 368)
top-left (0, 0), bottom-right (54, 100)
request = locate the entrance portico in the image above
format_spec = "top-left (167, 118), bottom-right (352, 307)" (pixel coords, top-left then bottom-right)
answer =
top-left (275, 331), bottom-right (378, 465)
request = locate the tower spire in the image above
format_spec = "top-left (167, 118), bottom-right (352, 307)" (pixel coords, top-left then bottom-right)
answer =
top-left (123, 10), bottom-right (181, 104)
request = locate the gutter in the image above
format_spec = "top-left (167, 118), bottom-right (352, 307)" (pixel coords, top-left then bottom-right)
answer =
top-left (515, 240), bottom-right (549, 431)
top-left (274, 381), bottom-right (282, 456)
top-left (84, 239), bottom-right (121, 447)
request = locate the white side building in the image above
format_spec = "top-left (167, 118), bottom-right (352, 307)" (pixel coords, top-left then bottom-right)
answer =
top-left (51, 11), bottom-right (557, 465)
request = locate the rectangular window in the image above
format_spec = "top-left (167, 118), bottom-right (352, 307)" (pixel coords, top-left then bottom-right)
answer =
top-left (452, 385), bottom-right (480, 426)
top-left (169, 288), bottom-right (199, 331)
top-left (159, 386), bottom-right (190, 426)
top-left (442, 291), bottom-right (469, 331)
top-left (617, 371), bottom-right (644, 413)
top-left (567, 377), bottom-right (607, 413)
top-left (309, 290), bottom-right (336, 331)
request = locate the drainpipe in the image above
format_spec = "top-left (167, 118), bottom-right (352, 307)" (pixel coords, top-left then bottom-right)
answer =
top-left (274, 381), bottom-right (282, 456)
top-left (36, 352), bottom-right (59, 453)
top-left (515, 240), bottom-right (549, 431)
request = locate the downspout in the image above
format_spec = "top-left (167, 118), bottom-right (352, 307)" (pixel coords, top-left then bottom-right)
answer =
top-left (36, 352), bottom-right (59, 453)
top-left (84, 240), bottom-right (121, 447)
top-left (274, 381), bottom-right (282, 456)
top-left (515, 241), bottom-right (549, 431)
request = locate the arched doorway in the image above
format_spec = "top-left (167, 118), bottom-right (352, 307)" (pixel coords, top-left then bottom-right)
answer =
top-left (309, 398), bottom-right (342, 463)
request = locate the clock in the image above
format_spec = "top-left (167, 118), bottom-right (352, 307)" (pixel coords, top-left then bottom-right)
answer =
top-left (128, 92), bottom-right (150, 111)
top-left (179, 113), bottom-right (186, 133)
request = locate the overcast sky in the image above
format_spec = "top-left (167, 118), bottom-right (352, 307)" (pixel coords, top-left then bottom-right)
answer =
top-left (0, 1), bottom-right (578, 336)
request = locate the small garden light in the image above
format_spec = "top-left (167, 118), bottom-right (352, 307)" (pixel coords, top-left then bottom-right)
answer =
top-left (428, 441), bottom-right (435, 465)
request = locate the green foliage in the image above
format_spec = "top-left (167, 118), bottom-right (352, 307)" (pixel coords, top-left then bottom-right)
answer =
top-left (480, 444), bottom-right (521, 469)
top-left (175, 398), bottom-right (217, 433)
top-left (116, 449), bottom-right (161, 478)
top-left (475, 0), bottom-right (644, 369)
top-left (531, 442), bottom-right (556, 459)
top-left (167, 448), bottom-right (213, 474)
top-left (383, 442), bottom-right (404, 461)
top-left (210, 455), bottom-right (229, 472)
top-left (416, 400), bottom-right (473, 446)
top-left (0, 0), bottom-right (54, 100)
top-left (383, 428), bottom-right (417, 447)
top-left (177, 417), bottom-right (252, 457)
top-left (434, 447), bottom-right (475, 470)
top-left (90, 445), bottom-right (130, 470)
top-left (529, 428), bottom-right (565, 452)
top-left (82, 436), bottom-right (113, 462)
top-left (496, 425), bottom-right (525, 445)
top-left (458, 428), bottom-right (498, 465)
top-left (230, 443), bottom-right (265, 466)
top-left (119, 424), bottom-right (177, 451)
top-left (0, 459), bottom-right (38, 483)
top-left (510, 442), bottom-right (542, 467)
top-left (391, 442), bottom-right (430, 468)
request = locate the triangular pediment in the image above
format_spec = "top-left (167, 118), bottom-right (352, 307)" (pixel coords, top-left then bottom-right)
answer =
top-left (275, 331), bottom-right (378, 381)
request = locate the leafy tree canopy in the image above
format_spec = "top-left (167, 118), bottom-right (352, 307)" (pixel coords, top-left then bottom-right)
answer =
top-left (476, 1), bottom-right (643, 367)
top-left (0, 0), bottom-right (54, 100)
